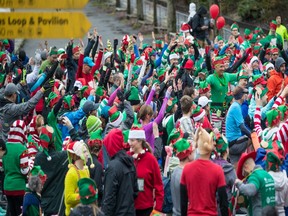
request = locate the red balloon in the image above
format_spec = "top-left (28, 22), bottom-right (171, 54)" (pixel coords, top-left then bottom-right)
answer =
top-left (216, 16), bottom-right (225, 30)
top-left (210, 4), bottom-right (219, 19)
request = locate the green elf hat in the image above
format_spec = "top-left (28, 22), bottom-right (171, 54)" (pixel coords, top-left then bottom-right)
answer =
top-left (108, 106), bottom-right (123, 126)
top-left (30, 165), bottom-right (45, 177)
top-left (212, 55), bottom-right (226, 66)
top-left (266, 108), bottom-right (281, 127)
top-left (251, 74), bottom-right (266, 86)
top-left (215, 134), bottom-right (228, 154)
top-left (78, 178), bottom-right (98, 205)
top-left (122, 130), bottom-right (129, 144)
top-left (250, 34), bottom-right (258, 44)
top-left (49, 46), bottom-right (58, 56)
top-left (173, 138), bottom-right (193, 160)
top-left (270, 20), bottom-right (277, 30)
top-left (230, 23), bottom-right (239, 31)
top-left (39, 126), bottom-right (54, 161)
top-left (86, 116), bottom-right (102, 135)
top-left (131, 66), bottom-right (140, 82)
top-left (80, 86), bottom-right (88, 97)
top-left (128, 86), bottom-right (141, 105)
top-left (0, 51), bottom-right (7, 62)
top-left (198, 81), bottom-right (210, 94)
top-left (46, 91), bottom-right (60, 108)
top-left (88, 128), bottom-right (103, 149)
top-left (253, 45), bottom-right (261, 55)
top-left (167, 128), bottom-right (183, 145)
top-left (266, 150), bottom-right (282, 172)
top-left (96, 86), bottom-right (106, 97)
top-left (237, 69), bottom-right (249, 81)
top-left (277, 105), bottom-right (288, 121)
top-left (244, 28), bottom-right (252, 40)
top-left (254, 27), bottom-right (264, 35)
top-left (216, 35), bottom-right (223, 41)
top-left (192, 106), bottom-right (205, 122)
top-left (152, 79), bottom-right (160, 85)
top-left (166, 97), bottom-right (178, 113)
top-left (63, 95), bottom-right (75, 110)
top-left (155, 40), bottom-right (163, 49)
top-left (157, 68), bottom-right (166, 82)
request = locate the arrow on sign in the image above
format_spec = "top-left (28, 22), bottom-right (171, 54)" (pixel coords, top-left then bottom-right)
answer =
top-left (0, 0), bottom-right (89, 9)
top-left (0, 12), bottom-right (91, 39)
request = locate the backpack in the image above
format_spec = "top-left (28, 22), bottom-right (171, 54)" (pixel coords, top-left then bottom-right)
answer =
top-left (162, 174), bottom-right (173, 213)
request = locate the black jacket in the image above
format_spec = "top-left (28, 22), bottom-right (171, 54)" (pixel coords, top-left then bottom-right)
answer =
top-left (191, 6), bottom-right (207, 40)
top-left (34, 150), bottom-right (68, 216)
top-left (102, 150), bottom-right (138, 216)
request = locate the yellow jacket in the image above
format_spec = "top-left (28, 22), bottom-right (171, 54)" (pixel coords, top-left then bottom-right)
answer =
top-left (64, 166), bottom-right (90, 216)
top-left (276, 25), bottom-right (288, 45)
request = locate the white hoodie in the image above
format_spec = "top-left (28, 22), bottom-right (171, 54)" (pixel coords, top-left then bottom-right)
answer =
top-left (269, 170), bottom-right (288, 216)
top-left (188, 3), bottom-right (196, 21)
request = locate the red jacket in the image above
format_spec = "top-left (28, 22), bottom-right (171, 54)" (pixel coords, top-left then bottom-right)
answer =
top-left (130, 151), bottom-right (164, 211)
top-left (267, 70), bottom-right (284, 101)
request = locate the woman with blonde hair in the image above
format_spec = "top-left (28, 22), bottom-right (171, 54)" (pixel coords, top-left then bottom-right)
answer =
top-left (64, 140), bottom-right (94, 215)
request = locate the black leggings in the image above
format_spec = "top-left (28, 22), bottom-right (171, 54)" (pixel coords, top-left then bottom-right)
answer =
top-left (6, 195), bottom-right (23, 216)
top-left (136, 207), bottom-right (153, 216)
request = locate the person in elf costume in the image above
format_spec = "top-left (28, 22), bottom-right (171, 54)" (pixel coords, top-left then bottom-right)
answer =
top-left (265, 147), bottom-right (288, 216)
top-left (64, 140), bottom-right (93, 216)
top-left (34, 125), bottom-right (68, 215)
top-left (87, 128), bottom-right (104, 205)
top-left (27, 115), bottom-right (44, 159)
top-left (70, 178), bottom-right (104, 216)
top-left (22, 166), bottom-right (47, 216)
top-left (128, 126), bottom-right (164, 216)
top-left (235, 151), bottom-right (276, 216)
top-left (170, 137), bottom-right (194, 216)
top-left (260, 20), bottom-right (283, 49)
top-left (38, 46), bottom-right (58, 74)
top-left (212, 133), bottom-right (236, 202)
top-left (198, 81), bottom-right (211, 98)
top-left (2, 120), bottom-right (31, 216)
top-left (230, 23), bottom-right (244, 45)
top-left (206, 54), bottom-right (239, 134)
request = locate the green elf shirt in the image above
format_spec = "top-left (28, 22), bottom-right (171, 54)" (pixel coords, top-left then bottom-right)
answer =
top-left (247, 169), bottom-right (276, 216)
top-left (47, 110), bottom-right (63, 151)
top-left (260, 33), bottom-right (283, 47)
top-left (39, 59), bottom-right (53, 74)
top-left (206, 72), bottom-right (238, 111)
top-left (3, 142), bottom-right (28, 192)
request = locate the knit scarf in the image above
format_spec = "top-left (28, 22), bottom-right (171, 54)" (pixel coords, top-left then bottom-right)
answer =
top-left (7, 120), bottom-right (27, 144)
top-left (28, 116), bottom-right (41, 144)
top-left (214, 72), bottom-right (228, 86)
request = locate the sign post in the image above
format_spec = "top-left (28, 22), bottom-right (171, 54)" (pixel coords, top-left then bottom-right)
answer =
top-left (0, 0), bottom-right (91, 39)
top-left (0, 12), bottom-right (91, 38)
top-left (0, 0), bottom-right (89, 9)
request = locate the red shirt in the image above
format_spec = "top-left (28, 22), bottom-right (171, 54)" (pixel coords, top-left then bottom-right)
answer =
top-left (180, 159), bottom-right (226, 216)
top-left (132, 151), bottom-right (164, 211)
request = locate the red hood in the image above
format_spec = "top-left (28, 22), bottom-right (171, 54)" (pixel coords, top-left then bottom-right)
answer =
top-left (104, 128), bottom-right (124, 158)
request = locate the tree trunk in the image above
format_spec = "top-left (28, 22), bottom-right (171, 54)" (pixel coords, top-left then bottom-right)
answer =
top-left (167, 0), bottom-right (176, 32)
top-left (127, 0), bottom-right (131, 15)
top-left (137, 0), bottom-right (144, 21)
top-left (116, 0), bottom-right (121, 8)
top-left (153, 0), bottom-right (158, 33)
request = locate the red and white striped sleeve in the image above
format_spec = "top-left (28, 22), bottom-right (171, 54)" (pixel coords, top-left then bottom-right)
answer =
top-left (272, 96), bottom-right (284, 109)
top-left (254, 106), bottom-right (263, 138)
top-left (276, 120), bottom-right (288, 149)
top-left (20, 150), bottom-right (30, 175)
